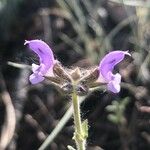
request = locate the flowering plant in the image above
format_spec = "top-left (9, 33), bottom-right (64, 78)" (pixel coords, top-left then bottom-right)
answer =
top-left (25, 39), bottom-right (130, 150)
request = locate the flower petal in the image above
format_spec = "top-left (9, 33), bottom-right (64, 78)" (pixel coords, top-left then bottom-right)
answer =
top-left (99, 51), bottom-right (130, 81)
top-left (25, 39), bottom-right (55, 75)
top-left (29, 73), bottom-right (44, 84)
top-left (25, 39), bottom-right (55, 84)
top-left (107, 81), bottom-right (120, 93)
top-left (98, 51), bottom-right (130, 93)
top-left (107, 73), bottom-right (121, 93)
top-left (32, 63), bottom-right (40, 73)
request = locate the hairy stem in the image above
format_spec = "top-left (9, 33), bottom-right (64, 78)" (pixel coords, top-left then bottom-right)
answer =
top-left (72, 87), bottom-right (86, 150)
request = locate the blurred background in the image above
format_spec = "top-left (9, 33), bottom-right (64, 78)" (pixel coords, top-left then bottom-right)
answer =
top-left (0, 0), bottom-right (150, 150)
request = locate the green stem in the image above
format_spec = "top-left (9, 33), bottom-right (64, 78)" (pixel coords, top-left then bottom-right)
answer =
top-left (72, 88), bottom-right (86, 150)
top-left (38, 96), bottom-right (86, 150)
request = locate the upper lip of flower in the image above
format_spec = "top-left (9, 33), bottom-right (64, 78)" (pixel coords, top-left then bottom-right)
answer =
top-left (98, 50), bottom-right (131, 93)
top-left (25, 39), bottom-right (55, 84)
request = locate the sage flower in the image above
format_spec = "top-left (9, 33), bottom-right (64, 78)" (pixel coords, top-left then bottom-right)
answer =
top-left (24, 40), bottom-right (55, 84)
top-left (99, 51), bottom-right (130, 93)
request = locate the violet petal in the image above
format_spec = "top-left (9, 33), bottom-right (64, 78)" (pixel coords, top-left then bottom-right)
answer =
top-left (99, 51), bottom-right (130, 81)
top-left (107, 73), bottom-right (121, 93)
top-left (25, 40), bottom-right (55, 84)
top-left (99, 51), bottom-right (130, 93)
top-left (29, 74), bottom-right (44, 84)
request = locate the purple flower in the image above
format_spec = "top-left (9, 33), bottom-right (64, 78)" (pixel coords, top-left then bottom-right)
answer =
top-left (24, 40), bottom-right (55, 84)
top-left (99, 51), bottom-right (131, 93)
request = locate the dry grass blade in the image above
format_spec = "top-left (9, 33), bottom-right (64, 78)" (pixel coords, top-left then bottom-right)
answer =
top-left (0, 91), bottom-right (16, 150)
top-left (109, 0), bottom-right (150, 7)
top-left (139, 106), bottom-right (150, 113)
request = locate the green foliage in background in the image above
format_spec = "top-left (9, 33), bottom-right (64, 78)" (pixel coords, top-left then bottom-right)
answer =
top-left (106, 98), bottom-right (129, 125)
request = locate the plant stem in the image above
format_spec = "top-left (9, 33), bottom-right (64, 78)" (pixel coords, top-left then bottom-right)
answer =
top-left (38, 96), bottom-right (86, 150)
top-left (72, 87), bottom-right (86, 150)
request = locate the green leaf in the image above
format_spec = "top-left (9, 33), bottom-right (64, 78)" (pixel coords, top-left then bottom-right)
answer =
top-left (107, 114), bottom-right (119, 124)
top-left (106, 105), bottom-right (117, 112)
top-left (106, 98), bottom-right (130, 124)
top-left (81, 119), bottom-right (88, 139)
top-left (121, 98), bottom-right (129, 106)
